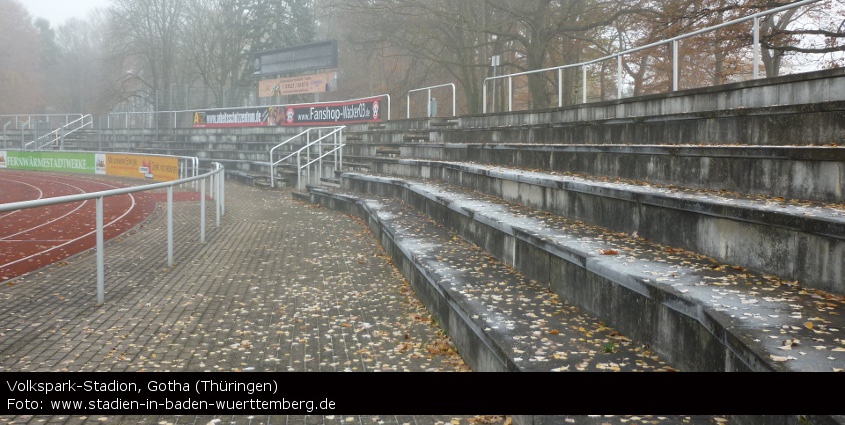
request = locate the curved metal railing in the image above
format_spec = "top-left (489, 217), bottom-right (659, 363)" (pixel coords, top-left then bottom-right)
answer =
top-left (0, 161), bottom-right (226, 305)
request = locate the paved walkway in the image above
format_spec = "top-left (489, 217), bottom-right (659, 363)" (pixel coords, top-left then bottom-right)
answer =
top-left (0, 182), bottom-right (477, 424)
top-left (0, 182), bottom-right (733, 425)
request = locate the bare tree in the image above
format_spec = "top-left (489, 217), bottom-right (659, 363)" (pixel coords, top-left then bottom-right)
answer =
top-left (322, 0), bottom-right (496, 114)
top-left (109, 0), bottom-right (187, 112)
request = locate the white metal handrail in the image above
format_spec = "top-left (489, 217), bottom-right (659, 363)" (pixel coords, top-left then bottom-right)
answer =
top-left (269, 126), bottom-right (345, 188)
top-left (483, 0), bottom-right (823, 112)
top-left (25, 114), bottom-right (93, 150)
top-left (407, 83), bottom-right (456, 118)
top-left (0, 161), bottom-right (226, 305)
top-left (0, 114), bottom-right (83, 129)
top-left (299, 141), bottom-right (346, 190)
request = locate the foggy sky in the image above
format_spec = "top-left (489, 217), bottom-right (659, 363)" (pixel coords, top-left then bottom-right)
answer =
top-left (20, 0), bottom-right (110, 27)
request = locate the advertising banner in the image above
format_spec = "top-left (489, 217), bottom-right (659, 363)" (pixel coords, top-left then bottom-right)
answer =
top-left (259, 71), bottom-right (338, 98)
top-left (192, 96), bottom-right (384, 128)
top-left (0, 151), bottom-right (180, 182)
top-left (193, 108), bottom-right (269, 128)
top-left (3, 151), bottom-right (95, 173)
top-left (104, 154), bottom-right (180, 181)
top-left (270, 96), bottom-right (383, 127)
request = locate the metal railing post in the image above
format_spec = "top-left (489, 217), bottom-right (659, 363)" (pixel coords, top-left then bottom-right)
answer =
top-left (483, 80), bottom-right (488, 114)
top-left (216, 172), bottom-right (221, 228)
top-left (617, 55), bottom-right (623, 99)
top-left (508, 76), bottom-right (513, 111)
top-left (167, 186), bottom-right (174, 267)
top-left (753, 17), bottom-right (760, 79)
top-left (673, 40), bottom-right (680, 91)
top-left (96, 196), bottom-right (105, 305)
top-left (582, 65), bottom-right (587, 104)
top-left (558, 68), bottom-right (563, 108)
top-left (200, 178), bottom-right (206, 243)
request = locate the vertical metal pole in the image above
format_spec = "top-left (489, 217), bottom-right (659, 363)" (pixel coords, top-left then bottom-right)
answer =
top-left (407, 93), bottom-right (411, 118)
top-left (167, 186), bottom-right (173, 267)
top-left (307, 140), bottom-right (311, 186)
top-left (558, 68), bottom-right (563, 108)
top-left (451, 84), bottom-right (456, 116)
top-left (96, 197), bottom-right (105, 305)
top-left (200, 177), bottom-right (206, 243)
top-left (427, 89), bottom-right (432, 117)
top-left (297, 151), bottom-right (301, 190)
top-left (753, 17), bottom-right (760, 79)
top-left (215, 172), bottom-right (221, 228)
top-left (508, 77), bottom-right (513, 112)
top-left (339, 128), bottom-right (343, 170)
top-left (673, 40), bottom-right (679, 91)
top-left (617, 55), bottom-right (623, 99)
top-left (483, 81), bottom-right (488, 114)
top-left (270, 153), bottom-right (275, 189)
top-left (318, 138), bottom-right (323, 183)
top-left (582, 65), bottom-right (587, 104)
top-left (220, 169), bottom-right (225, 216)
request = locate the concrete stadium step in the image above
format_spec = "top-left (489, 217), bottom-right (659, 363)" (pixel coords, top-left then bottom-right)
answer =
top-left (320, 171), bottom-right (845, 372)
top-left (396, 143), bottom-right (845, 204)
top-left (303, 185), bottom-right (680, 373)
top-left (368, 158), bottom-right (845, 295)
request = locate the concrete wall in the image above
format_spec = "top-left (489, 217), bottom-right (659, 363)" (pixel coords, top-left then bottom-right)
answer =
top-left (400, 144), bottom-right (845, 203)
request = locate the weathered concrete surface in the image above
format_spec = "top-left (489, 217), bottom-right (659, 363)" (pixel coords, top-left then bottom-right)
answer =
top-left (437, 101), bottom-right (845, 145)
top-left (333, 171), bottom-right (845, 374)
top-left (398, 144), bottom-right (845, 204)
top-left (306, 185), bottom-right (678, 373)
top-left (369, 159), bottom-right (845, 295)
top-left (449, 68), bottom-right (845, 145)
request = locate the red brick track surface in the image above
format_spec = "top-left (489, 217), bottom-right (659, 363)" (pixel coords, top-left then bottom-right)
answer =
top-left (0, 170), bottom-right (158, 282)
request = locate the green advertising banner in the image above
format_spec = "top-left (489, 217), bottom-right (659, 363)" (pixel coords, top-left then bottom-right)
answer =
top-left (1, 151), bottom-right (96, 174)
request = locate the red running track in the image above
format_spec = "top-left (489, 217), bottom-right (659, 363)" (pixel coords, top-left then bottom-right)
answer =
top-left (0, 170), bottom-right (160, 282)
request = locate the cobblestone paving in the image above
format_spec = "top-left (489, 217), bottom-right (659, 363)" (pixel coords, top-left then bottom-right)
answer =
top-left (0, 183), bottom-right (476, 424)
top-left (0, 182), bottom-right (735, 425)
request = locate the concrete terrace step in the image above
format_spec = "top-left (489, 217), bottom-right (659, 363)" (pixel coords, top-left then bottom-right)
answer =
top-left (321, 172), bottom-right (845, 372)
top-left (397, 144), bottom-right (845, 204)
top-left (369, 158), bottom-right (845, 295)
top-left (303, 186), bottom-right (679, 373)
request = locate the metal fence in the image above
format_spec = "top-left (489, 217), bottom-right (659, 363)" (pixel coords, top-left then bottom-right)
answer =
top-left (483, 0), bottom-right (837, 112)
top-left (0, 160), bottom-right (226, 305)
